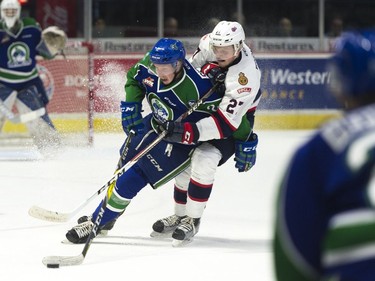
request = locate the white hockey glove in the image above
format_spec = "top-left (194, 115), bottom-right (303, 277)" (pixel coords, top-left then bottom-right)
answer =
top-left (42, 26), bottom-right (67, 56)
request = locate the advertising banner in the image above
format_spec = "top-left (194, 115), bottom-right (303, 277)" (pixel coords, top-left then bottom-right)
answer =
top-left (256, 54), bottom-right (341, 110)
top-left (39, 54), bottom-right (342, 115)
top-left (92, 38), bottom-right (337, 53)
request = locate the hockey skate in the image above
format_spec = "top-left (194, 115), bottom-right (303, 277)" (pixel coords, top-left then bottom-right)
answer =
top-left (150, 214), bottom-right (186, 238)
top-left (65, 216), bottom-right (116, 244)
top-left (171, 216), bottom-right (200, 247)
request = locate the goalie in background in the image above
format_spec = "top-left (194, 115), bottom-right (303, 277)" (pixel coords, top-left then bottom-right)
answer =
top-left (0, 0), bottom-right (66, 153)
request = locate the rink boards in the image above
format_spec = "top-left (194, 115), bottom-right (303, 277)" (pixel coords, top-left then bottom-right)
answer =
top-left (2, 53), bottom-right (341, 134)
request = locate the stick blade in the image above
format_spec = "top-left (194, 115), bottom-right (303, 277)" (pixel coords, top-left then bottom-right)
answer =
top-left (28, 205), bottom-right (70, 223)
top-left (17, 108), bottom-right (46, 123)
top-left (43, 254), bottom-right (84, 267)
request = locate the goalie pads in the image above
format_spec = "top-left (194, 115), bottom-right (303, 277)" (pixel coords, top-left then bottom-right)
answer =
top-left (42, 26), bottom-right (67, 56)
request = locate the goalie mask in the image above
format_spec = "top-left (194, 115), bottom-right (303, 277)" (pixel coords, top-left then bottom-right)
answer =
top-left (0, 0), bottom-right (21, 29)
top-left (209, 21), bottom-right (245, 56)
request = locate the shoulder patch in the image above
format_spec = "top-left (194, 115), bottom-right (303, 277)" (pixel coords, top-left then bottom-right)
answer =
top-left (22, 17), bottom-right (38, 27)
top-left (143, 77), bottom-right (154, 87)
top-left (238, 72), bottom-right (248, 85)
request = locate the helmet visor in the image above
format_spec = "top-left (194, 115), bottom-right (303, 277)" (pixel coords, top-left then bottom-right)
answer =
top-left (152, 63), bottom-right (178, 76)
top-left (212, 45), bottom-right (236, 60)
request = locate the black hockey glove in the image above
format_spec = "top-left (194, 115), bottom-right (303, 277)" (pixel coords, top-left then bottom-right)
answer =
top-left (159, 120), bottom-right (199, 145)
top-left (201, 62), bottom-right (226, 94)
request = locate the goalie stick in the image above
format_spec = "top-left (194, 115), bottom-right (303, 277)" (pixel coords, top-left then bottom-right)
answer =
top-left (0, 98), bottom-right (46, 123)
top-left (42, 79), bottom-right (224, 268)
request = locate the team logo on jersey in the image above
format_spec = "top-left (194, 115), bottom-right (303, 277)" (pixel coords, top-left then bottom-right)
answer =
top-left (148, 93), bottom-right (174, 123)
top-left (238, 72), bottom-right (248, 85)
top-left (143, 77), bottom-right (154, 87)
top-left (7, 42), bottom-right (32, 68)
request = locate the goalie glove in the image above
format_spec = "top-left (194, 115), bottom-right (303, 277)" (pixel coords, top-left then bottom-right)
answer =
top-left (42, 26), bottom-right (67, 56)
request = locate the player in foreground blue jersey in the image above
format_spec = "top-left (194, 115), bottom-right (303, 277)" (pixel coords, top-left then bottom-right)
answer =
top-left (273, 30), bottom-right (375, 280)
top-left (0, 0), bottom-right (66, 151)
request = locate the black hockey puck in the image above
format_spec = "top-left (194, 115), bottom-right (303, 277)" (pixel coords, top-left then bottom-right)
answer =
top-left (46, 263), bottom-right (60, 268)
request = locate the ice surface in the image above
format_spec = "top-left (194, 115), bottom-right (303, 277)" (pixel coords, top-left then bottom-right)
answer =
top-left (0, 130), bottom-right (314, 280)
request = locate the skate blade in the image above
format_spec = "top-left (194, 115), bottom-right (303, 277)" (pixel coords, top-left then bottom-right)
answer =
top-left (172, 237), bottom-right (194, 247)
top-left (150, 231), bottom-right (173, 239)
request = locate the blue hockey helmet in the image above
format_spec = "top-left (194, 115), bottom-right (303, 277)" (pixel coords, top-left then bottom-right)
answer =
top-left (328, 30), bottom-right (375, 98)
top-left (149, 38), bottom-right (186, 66)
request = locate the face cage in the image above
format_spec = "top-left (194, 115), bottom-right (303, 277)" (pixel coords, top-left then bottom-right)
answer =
top-left (2, 8), bottom-right (19, 28)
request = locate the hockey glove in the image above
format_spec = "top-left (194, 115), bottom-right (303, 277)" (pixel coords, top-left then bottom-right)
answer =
top-left (42, 26), bottom-right (67, 56)
top-left (201, 62), bottom-right (226, 83)
top-left (120, 101), bottom-right (144, 135)
top-left (159, 121), bottom-right (199, 145)
top-left (234, 133), bottom-right (258, 172)
top-left (201, 62), bottom-right (226, 95)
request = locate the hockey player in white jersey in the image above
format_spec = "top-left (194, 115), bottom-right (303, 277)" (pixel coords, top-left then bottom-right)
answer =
top-left (152, 21), bottom-right (261, 246)
top-left (0, 0), bottom-right (66, 152)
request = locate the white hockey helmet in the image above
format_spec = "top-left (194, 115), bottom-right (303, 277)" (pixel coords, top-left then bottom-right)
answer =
top-left (209, 21), bottom-right (245, 55)
top-left (1, 0), bottom-right (21, 29)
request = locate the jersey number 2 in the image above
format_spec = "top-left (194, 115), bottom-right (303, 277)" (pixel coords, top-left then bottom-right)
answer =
top-left (227, 99), bottom-right (243, 114)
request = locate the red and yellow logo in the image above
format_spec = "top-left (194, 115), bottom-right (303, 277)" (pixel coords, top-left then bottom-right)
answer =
top-left (238, 72), bottom-right (248, 85)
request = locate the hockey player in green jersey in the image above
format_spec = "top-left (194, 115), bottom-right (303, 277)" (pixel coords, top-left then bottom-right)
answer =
top-left (65, 38), bottom-right (225, 244)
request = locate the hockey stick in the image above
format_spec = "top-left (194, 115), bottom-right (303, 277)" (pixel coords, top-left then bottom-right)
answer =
top-left (42, 80), bottom-right (223, 268)
top-left (29, 130), bottom-right (136, 223)
top-left (0, 98), bottom-right (46, 123)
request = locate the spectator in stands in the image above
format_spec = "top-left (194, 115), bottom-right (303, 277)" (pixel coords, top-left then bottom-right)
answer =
top-left (275, 17), bottom-right (293, 37)
top-left (200, 17), bottom-right (221, 34)
top-left (93, 18), bottom-right (111, 38)
top-left (207, 17), bottom-right (221, 31)
top-left (164, 17), bottom-right (179, 37)
top-left (326, 16), bottom-right (343, 38)
top-left (231, 11), bottom-right (246, 26)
